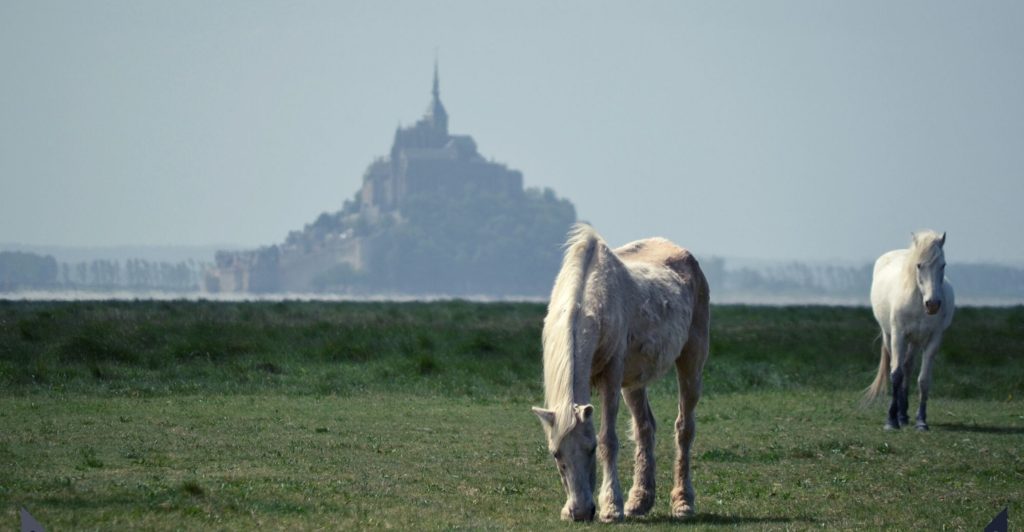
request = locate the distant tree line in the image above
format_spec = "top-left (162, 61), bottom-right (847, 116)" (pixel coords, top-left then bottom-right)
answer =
top-left (0, 251), bottom-right (206, 292)
top-left (0, 251), bottom-right (58, 291)
top-left (715, 261), bottom-right (873, 299)
top-left (711, 260), bottom-right (1024, 303)
top-left (4, 248), bottom-right (1023, 302)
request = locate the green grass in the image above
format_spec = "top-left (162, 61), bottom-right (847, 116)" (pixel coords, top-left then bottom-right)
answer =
top-left (0, 301), bottom-right (1021, 529)
top-left (0, 300), bottom-right (546, 398)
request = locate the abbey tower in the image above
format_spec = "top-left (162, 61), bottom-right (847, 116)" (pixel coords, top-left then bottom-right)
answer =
top-left (359, 62), bottom-right (522, 215)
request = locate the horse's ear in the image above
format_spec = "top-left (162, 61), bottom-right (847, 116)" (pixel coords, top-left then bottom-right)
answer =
top-left (532, 407), bottom-right (555, 428)
top-left (911, 232), bottom-right (918, 245)
top-left (574, 404), bottom-right (594, 423)
top-left (939, 232), bottom-right (946, 247)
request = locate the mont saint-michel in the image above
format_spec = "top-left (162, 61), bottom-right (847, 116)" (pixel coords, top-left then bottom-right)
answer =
top-left (207, 65), bottom-right (577, 296)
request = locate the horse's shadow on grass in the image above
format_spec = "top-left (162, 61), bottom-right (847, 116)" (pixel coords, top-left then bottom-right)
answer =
top-left (635, 512), bottom-right (812, 526)
top-left (932, 422), bottom-right (1024, 435)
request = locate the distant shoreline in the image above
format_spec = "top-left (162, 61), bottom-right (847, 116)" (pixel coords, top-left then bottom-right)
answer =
top-left (2, 290), bottom-right (1020, 307)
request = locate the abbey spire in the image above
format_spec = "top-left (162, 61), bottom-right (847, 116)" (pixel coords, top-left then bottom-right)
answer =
top-left (426, 58), bottom-right (448, 134)
top-left (432, 58), bottom-right (440, 100)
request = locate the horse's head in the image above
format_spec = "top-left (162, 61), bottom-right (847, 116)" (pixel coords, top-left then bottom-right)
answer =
top-left (912, 231), bottom-right (947, 315)
top-left (531, 404), bottom-right (597, 521)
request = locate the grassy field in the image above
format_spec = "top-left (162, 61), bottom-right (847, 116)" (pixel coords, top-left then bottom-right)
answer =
top-left (1, 301), bottom-right (1021, 529)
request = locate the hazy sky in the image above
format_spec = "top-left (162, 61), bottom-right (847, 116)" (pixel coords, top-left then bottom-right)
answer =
top-left (2, 1), bottom-right (1022, 263)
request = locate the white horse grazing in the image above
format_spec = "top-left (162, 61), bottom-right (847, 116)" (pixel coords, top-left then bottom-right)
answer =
top-left (531, 224), bottom-right (710, 522)
top-left (865, 230), bottom-right (954, 431)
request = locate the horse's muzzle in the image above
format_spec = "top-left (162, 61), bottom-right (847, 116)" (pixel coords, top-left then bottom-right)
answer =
top-left (925, 300), bottom-right (941, 315)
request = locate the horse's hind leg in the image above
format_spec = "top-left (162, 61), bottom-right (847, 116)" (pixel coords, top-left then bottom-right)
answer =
top-left (623, 387), bottom-right (656, 517)
top-left (886, 335), bottom-right (909, 430)
top-left (671, 346), bottom-right (705, 518)
top-left (898, 346), bottom-right (915, 427)
top-left (915, 334), bottom-right (943, 431)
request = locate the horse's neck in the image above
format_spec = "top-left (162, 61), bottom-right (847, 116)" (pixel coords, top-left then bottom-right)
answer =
top-left (571, 350), bottom-right (592, 406)
top-left (543, 329), bottom-right (594, 411)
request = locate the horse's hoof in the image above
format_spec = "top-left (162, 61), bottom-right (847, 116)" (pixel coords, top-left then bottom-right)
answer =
top-left (883, 422), bottom-right (900, 431)
top-left (915, 422), bottom-right (929, 431)
top-left (624, 504), bottom-right (652, 518)
top-left (598, 509), bottom-right (624, 523)
top-left (670, 501), bottom-right (696, 519)
top-left (624, 490), bottom-right (655, 517)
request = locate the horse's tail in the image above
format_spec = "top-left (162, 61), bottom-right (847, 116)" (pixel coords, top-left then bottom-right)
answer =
top-left (541, 223), bottom-right (601, 411)
top-left (862, 333), bottom-right (890, 405)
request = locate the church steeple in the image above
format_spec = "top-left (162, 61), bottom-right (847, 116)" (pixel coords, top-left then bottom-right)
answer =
top-left (432, 58), bottom-right (440, 100)
top-left (426, 58), bottom-right (448, 135)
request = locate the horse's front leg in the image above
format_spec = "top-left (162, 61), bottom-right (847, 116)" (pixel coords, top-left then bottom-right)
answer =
top-left (915, 334), bottom-right (943, 431)
top-left (623, 387), bottom-right (656, 517)
top-left (596, 370), bottom-right (624, 522)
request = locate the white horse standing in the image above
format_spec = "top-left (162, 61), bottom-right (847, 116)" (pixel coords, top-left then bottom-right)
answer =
top-left (531, 224), bottom-right (710, 522)
top-left (865, 230), bottom-right (954, 430)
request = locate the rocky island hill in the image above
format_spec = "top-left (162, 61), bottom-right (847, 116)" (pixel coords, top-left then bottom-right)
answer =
top-left (207, 65), bottom-right (577, 297)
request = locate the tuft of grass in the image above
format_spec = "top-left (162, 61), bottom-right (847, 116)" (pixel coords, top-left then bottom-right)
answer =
top-left (180, 480), bottom-right (205, 497)
top-left (60, 324), bottom-right (138, 364)
top-left (415, 354), bottom-right (440, 375)
top-left (254, 361), bottom-right (283, 375)
top-left (79, 447), bottom-right (103, 469)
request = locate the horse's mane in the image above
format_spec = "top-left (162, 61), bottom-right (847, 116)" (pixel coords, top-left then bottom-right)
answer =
top-left (541, 223), bottom-right (600, 447)
top-left (900, 230), bottom-right (945, 290)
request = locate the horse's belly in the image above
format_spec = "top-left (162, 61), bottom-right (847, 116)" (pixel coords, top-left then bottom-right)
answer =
top-left (621, 338), bottom-right (684, 388)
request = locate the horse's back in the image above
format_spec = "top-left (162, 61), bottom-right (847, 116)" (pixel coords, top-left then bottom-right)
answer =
top-left (614, 238), bottom-right (703, 287)
top-left (872, 249), bottom-right (907, 282)
top-left (614, 237), bottom-right (708, 312)
top-left (870, 249), bottom-right (907, 325)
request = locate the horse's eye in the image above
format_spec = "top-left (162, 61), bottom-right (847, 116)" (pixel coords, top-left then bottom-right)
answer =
top-left (552, 451), bottom-right (562, 460)
top-left (916, 264), bottom-right (922, 269)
